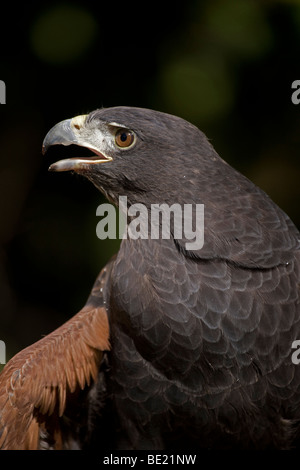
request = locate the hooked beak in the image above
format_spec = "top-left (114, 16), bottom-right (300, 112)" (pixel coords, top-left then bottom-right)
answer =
top-left (42, 114), bottom-right (112, 172)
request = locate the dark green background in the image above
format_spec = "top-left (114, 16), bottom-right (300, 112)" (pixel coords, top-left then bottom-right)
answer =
top-left (1, 0), bottom-right (300, 364)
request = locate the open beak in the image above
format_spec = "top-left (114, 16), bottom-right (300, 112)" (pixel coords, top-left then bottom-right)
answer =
top-left (42, 114), bottom-right (112, 172)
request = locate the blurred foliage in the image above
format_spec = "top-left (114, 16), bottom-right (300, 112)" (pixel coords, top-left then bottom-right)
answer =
top-left (0, 0), bottom-right (300, 361)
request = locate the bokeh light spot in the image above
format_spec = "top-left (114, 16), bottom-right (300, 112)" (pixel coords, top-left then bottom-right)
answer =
top-left (30, 5), bottom-right (98, 64)
top-left (205, 0), bottom-right (272, 58)
top-left (160, 55), bottom-right (234, 123)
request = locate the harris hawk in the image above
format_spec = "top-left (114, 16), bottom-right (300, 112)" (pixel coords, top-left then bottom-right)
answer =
top-left (0, 106), bottom-right (300, 449)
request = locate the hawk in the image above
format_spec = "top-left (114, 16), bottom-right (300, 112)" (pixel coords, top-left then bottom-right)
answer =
top-left (1, 107), bottom-right (300, 449)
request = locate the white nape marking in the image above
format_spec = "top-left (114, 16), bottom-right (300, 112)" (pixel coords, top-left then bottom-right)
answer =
top-left (108, 121), bottom-right (128, 129)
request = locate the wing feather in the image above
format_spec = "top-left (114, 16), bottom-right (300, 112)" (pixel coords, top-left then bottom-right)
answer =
top-left (0, 261), bottom-right (113, 450)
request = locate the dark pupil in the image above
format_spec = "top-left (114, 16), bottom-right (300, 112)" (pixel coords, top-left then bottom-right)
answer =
top-left (120, 132), bottom-right (128, 142)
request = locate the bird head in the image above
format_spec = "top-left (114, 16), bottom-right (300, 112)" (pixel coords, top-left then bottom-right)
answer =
top-left (43, 106), bottom-right (300, 266)
top-left (42, 106), bottom-right (215, 207)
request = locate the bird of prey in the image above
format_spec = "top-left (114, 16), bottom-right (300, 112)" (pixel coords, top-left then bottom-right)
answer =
top-left (0, 106), bottom-right (300, 450)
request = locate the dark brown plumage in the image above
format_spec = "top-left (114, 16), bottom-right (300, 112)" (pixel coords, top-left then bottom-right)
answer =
top-left (1, 106), bottom-right (300, 449)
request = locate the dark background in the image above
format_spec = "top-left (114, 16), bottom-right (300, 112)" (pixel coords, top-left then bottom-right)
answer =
top-left (1, 0), bottom-right (300, 364)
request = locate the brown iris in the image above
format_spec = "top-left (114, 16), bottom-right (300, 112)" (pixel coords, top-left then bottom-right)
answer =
top-left (115, 129), bottom-right (135, 148)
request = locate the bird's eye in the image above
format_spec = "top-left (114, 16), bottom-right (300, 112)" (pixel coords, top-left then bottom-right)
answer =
top-left (115, 129), bottom-right (135, 148)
